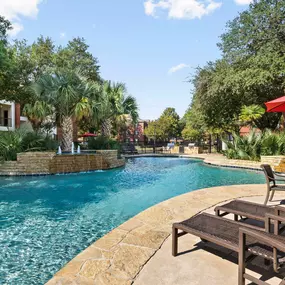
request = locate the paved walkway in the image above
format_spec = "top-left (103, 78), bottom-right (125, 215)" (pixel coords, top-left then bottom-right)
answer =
top-left (46, 184), bottom-right (285, 285)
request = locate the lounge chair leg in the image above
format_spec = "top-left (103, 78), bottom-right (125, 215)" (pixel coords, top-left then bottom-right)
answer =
top-left (264, 188), bottom-right (270, 205)
top-left (269, 189), bottom-right (275, 202)
top-left (172, 226), bottom-right (178, 257)
top-left (238, 231), bottom-right (246, 285)
top-left (264, 259), bottom-right (270, 266)
top-left (273, 248), bottom-right (279, 273)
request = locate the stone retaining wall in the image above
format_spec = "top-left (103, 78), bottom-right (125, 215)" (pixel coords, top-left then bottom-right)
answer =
top-left (183, 146), bottom-right (203, 155)
top-left (170, 146), bottom-right (203, 155)
top-left (49, 154), bottom-right (108, 174)
top-left (260, 156), bottom-right (285, 172)
top-left (0, 150), bottom-right (125, 176)
top-left (203, 155), bottom-right (285, 172)
top-left (203, 156), bottom-right (261, 170)
top-left (0, 152), bottom-right (55, 175)
top-left (96, 150), bottom-right (125, 169)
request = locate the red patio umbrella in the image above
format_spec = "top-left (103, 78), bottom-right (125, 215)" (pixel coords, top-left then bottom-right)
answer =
top-left (80, 133), bottom-right (97, 137)
top-left (265, 96), bottom-right (285, 112)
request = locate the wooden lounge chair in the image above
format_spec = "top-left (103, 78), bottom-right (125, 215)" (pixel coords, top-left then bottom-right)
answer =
top-left (172, 213), bottom-right (285, 277)
top-left (215, 199), bottom-right (285, 226)
top-left (261, 164), bottom-right (285, 205)
top-left (239, 213), bottom-right (285, 285)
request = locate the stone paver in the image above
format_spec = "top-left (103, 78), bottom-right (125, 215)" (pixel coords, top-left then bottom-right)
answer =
top-left (95, 272), bottom-right (132, 285)
top-left (46, 183), bottom-right (280, 285)
top-left (111, 244), bottom-right (155, 278)
top-left (79, 260), bottom-right (111, 279)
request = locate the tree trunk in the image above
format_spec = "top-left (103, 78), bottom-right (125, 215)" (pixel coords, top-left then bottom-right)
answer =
top-left (101, 118), bottom-right (112, 137)
top-left (209, 134), bottom-right (212, 154)
top-left (61, 116), bottom-right (73, 152)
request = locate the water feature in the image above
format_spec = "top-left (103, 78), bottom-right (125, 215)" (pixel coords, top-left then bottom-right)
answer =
top-left (77, 145), bottom-right (81, 154)
top-left (57, 146), bottom-right (62, 155)
top-left (0, 157), bottom-right (265, 284)
top-left (71, 142), bottom-right (75, 154)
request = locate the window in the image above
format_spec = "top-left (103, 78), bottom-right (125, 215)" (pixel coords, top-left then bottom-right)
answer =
top-left (3, 110), bottom-right (8, 127)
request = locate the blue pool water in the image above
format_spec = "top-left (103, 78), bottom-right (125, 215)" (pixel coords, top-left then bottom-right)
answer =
top-left (0, 157), bottom-right (264, 285)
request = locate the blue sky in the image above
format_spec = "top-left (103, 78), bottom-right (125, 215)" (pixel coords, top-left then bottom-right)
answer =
top-left (1, 0), bottom-right (251, 119)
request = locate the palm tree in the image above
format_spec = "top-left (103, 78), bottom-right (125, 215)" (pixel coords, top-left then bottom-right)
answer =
top-left (239, 105), bottom-right (265, 127)
top-left (100, 81), bottom-right (138, 137)
top-left (23, 101), bottom-right (53, 133)
top-left (29, 71), bottom-right (102, 151)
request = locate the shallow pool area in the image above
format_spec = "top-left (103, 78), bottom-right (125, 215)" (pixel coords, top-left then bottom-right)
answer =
top-left (0, 157), bottom-right (264, 285)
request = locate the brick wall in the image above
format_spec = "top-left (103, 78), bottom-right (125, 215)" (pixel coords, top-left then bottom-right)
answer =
top-left (15, 103), bottom-right (21, 129)
top-left (0, 150), bottom-right (125, 176)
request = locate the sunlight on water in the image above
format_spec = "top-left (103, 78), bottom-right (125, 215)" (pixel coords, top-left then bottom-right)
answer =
top-left (0, 158), bottom-right (264, 285)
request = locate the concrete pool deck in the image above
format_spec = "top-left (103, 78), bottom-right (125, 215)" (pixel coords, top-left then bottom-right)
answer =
top-left (46, 184), bottom-right (285, 285)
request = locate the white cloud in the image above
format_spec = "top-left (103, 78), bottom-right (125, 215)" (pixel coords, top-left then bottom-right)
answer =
top-left (60, 32), bottom-right (66, 38)
top-left (8, 22), bottom-right (24, 37)
top-left (144, 0), bottom-right (222, 20)
top-left (234, 0), bottom-right (253, 5)
top-left (168, 63), bottom-right (189, 74)
top-left (0, 0), bottom-right (43, 36)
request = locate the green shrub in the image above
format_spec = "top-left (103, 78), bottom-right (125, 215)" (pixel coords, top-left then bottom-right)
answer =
top-left (0, 130), bottom-right (23, 161)
top-left (0, 129), bottom-right (58, 161)
top-left (41, 136), bottom-right (59, 151)
top-left (223, 130), bottom-right (285, 161)
top-left (21, 132), bottom-right (58, 152)
top-left (223, 131), bottom-right (262, 161)
top-left (87, 136), bottom-right (120, 150)
top-left (261, 130), bottom-right (285, 156)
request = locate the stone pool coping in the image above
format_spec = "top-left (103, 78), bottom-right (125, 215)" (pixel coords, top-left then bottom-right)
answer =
top-left (46, 184), bottom-right (268, 285)
top-left (124, 153), bottom-right (262, 171)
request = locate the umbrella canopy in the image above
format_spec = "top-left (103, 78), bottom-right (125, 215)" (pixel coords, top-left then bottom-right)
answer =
top-left (265, 96), bottom-right (285, 112)
top-left (80, 133), bottom-right (97, 137)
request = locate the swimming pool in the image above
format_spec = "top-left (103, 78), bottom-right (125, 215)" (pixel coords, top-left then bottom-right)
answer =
top-left (0, 157), bottom-right (264, 284)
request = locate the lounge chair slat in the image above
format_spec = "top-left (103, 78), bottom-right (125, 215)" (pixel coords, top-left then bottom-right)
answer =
top-left (243, 273), bottom-right (270, 285)
top-left (215, 200), bottom-right (285, 230)
top-left (215, 200), bottom-right (278, 222)
top-left (173, 213), bottom-right (285, 262)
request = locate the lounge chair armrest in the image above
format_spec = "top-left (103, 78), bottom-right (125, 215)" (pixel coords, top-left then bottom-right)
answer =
top-left (274, 178), bottom-right (285, 182)
top-left (265, 213), bottom-right (285, 233)
top-left (265, 213), bottom-right (285, 223)
top-left (274, 172), bottom-right (285, 178)
top-left (239, 227), bottom-right (285, 252)
top-left (275, 206), bottom-right (285, 215)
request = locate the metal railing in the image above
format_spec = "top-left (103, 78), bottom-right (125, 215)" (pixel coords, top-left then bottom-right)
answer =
top-left (120, 143), bottom-right (169, 155)
top-left (0, 117), bottom-right (12, 127)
